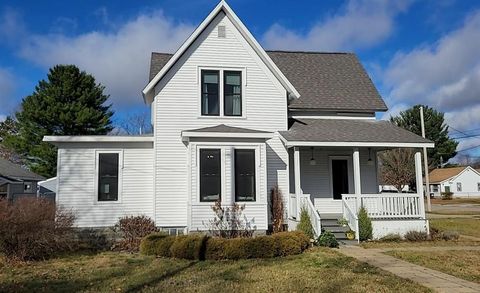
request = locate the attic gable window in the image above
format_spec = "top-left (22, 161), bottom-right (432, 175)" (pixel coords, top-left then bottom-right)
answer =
top-left (201, 70), bottom-right (220, 116)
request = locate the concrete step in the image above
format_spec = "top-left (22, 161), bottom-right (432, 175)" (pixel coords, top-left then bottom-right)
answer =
top-left (320, 213), bottom-right (343, 220)
top-left (323, 226), bottom-right (350, 233)
top-left (321, 219), bottom-right (342, 227)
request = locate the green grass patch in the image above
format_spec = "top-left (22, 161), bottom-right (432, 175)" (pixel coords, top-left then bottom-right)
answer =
top-left (0, 248), bottom-right (430, 292)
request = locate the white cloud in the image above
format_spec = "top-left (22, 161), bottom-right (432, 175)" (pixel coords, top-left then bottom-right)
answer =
top-left (18, 10), bottom-right (194, 108)
top-left (262, 0), bottom-right (411, 51)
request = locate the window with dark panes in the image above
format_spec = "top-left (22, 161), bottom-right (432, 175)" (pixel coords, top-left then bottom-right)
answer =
top-left (235, 149), bottom-right (255, 201)
top-left (224, 71), bottom-right (242, 116)
top-left (200, 149), bottom-right (221, 202)
top-left (201, 70), bottom-right (220, 116)
top-left (98, 153), bottom-right (119, 201)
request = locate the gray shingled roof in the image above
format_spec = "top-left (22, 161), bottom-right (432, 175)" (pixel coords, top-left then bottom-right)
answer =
top-left (185, 124), bottom-right (271, 133)
top-left (0, 158), bottom-right (45, 181)
top-left (280, 119), bottom-right (432, 144)
top-left (149, 50), bottom-right (387, 112)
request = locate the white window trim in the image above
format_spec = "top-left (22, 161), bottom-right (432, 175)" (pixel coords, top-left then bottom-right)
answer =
top-left (232, 146), bottom-right (260, 203)
top-left (198, 66), bottom-right (246, 119)
top-left (94, 150), bottom-right (123, 204)
top-left (328, 155), bottom-right (353, 200)
top-left (196, 146), bottom-right (225, 205)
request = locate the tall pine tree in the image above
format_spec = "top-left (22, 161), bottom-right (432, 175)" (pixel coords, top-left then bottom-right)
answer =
top-left (4, 65), bottom-right (113, 177)
top-left (391, 105), bottom-right (458, 169)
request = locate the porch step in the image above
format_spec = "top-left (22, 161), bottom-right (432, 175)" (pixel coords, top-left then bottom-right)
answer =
top-left (320, 216), bottom-right (350, 240)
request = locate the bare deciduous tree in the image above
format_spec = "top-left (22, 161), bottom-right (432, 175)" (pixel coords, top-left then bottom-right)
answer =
top-left (115, 112), bottom-right (153, 135)
top-left (379, 148), bottom-right (416, 192)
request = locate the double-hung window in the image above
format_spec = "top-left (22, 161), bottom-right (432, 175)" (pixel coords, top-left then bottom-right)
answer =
top-left (457, 182), bottom-right (462, 192)
top-left (201, 69), bottom-right (242, 117)
top-left (98, 153), bottom-right (119, 201)
top-left (200, 149), bottom-right (221, 202)
top-left (234, 149), bottom-right (256, 201)
top-left (201, 70), bottom-right (220, 116)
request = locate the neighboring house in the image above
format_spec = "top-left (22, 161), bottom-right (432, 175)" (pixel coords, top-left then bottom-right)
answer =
top-left (0, 158), bottom-right (45, 200)
top-left (427, 166), bottom-right (480, 198)
top-left (378, 183), bottom-right (410, 193)
top-left (43, 1), bottom-right (434, 239)
top-left (38, 177), bottom-right (57, 201)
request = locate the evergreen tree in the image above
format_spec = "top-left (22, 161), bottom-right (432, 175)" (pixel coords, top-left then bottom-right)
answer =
top-left (3, 65), bottom-right (113, 177)
top-left (391, 105), bottom-right (458, 169)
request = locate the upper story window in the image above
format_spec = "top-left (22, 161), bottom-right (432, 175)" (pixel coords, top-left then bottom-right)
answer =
top-left (200, 69), bottom-right (243, 117)
top-left (98, 153), bottom-right (119, 201)
top-left (224, 71), bottom-right (242, 116)
top-left (201, 70), bottom-right (220, 116)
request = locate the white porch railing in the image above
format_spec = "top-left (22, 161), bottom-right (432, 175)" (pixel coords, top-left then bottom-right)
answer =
top-left (342, 195), bottom-right (359, 241)
top-left (290, 193), bottom-right (322, 237)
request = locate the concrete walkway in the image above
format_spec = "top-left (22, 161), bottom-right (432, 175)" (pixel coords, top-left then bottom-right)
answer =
top-left (339, 245), bottom-right (480, 293)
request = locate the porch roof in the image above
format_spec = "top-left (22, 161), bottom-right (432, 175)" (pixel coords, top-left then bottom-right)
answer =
top-left (279, 119), bottom-right (434, 148)
top-left (181, 124), bottom-right (273, 139)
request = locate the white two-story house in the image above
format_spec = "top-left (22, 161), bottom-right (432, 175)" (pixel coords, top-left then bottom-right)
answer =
top-left (44, 1), bottom-right (434, 240)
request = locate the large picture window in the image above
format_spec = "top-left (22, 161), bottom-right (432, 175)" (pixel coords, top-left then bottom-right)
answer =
top-left (224, 71), bottom-right (242, 116)
top-left (235, 149), bottom-right (256, 201)
top-left (200, 149), bottom-right (221, 202)
top-left (98, 153), bottom-right (119, 201)
top-left (201, 70), bottom-right (220, 116)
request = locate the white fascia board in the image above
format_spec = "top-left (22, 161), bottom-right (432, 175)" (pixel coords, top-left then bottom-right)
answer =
top-left (290, 115), bottom-right (376, 120)
top-left (142, 0), bottom-right (300, 104)
top-left (181, 131), bottom-right (273, 139)
top-left (285, 141), bottom-right (435, 148)
top-left (43, 136), bottom-right (154, 143)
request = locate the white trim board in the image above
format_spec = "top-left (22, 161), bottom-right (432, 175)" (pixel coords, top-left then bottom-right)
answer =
top-left (181, 131), bottom-right (273, 140)
top-left (43, 136), bottom-right (154, 143)
top-left (142, 0), bottom-right (299, 104)
top-left (283, 141), bottom-right (434, 148)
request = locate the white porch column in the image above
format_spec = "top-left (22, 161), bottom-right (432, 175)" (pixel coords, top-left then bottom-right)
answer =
top-left (294, 146), bottom-right (302, 219)
top-left (353, 148), bottom-right (362, 210)
top-left (415, 151), bottom-right (426, 218)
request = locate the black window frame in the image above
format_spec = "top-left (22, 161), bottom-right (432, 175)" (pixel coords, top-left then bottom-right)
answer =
top-left (201, 70), bottom-right (220, 116)
top-left (223, 70), bottom-right (242, 117)
top-left (98, 152), bottom-right (120, 202)
top-left (199, 149), bottom-right (222, 202)
top-left (234, 149), bottom-right (256, 202)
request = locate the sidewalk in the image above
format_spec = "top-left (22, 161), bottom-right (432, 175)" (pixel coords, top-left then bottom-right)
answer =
top-left (339, 245), bottom-right (480, 293)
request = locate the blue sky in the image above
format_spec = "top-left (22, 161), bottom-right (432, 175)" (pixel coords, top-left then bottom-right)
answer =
top-left (1, 0), bottom-right (480, 161)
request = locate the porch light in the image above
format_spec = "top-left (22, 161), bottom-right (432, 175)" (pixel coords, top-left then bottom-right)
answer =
top-left (309, 147), bottom-right (316, 165)
top-left (367, 148), bottom-right (374, 166)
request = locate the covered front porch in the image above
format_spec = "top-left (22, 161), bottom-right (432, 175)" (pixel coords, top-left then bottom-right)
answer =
top-left (280, 118), bottom-right (434, 239)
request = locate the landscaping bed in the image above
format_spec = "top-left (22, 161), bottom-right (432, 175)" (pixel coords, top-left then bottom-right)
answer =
top-left (0, 248), bottom-right (430, 292)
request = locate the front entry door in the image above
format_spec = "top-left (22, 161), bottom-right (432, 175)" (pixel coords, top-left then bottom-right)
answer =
top-left (331, 159), bottom-right (349, 200)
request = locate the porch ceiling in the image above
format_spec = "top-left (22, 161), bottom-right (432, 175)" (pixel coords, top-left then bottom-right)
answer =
top-left (280, 119), bottom-right (434, 148)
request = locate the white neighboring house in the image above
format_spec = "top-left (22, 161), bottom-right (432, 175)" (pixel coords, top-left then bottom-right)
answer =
top-left (43, 1), bottom-right (434, 240)
top-left (428, 166), bottom-right (480, 198)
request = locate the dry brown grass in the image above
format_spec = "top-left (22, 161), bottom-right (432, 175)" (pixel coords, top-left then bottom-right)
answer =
top-left (0, 248), bottom-right (431, 292)
top-left (386, 250), bottom-right (480, 283)
top-left (430, 218), bottom-right (480, 238)
top-left (431, 198), bottom-right (480, 205)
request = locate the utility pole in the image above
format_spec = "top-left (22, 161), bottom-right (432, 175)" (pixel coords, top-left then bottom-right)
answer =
top-left (420, 106), bottom-right (431, 212)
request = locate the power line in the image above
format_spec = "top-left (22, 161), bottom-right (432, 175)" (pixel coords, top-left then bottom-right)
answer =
top-left (451, 133), bottom-right (480, 139)
top-left (457, 144), bottom-right (480, 152)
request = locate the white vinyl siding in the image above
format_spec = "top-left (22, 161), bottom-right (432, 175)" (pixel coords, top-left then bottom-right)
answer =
top-left (56, 142), bottom-right (154, 227)
top-left (440, 167), bottom-right (480, 197)
top-left (153, 11), bottom-right (288, 228)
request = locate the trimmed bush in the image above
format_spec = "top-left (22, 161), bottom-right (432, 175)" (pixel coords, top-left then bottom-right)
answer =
top-left (296, 208), bottom-right (314, 239)
top-left (0, 198), bottom-right (75, 261)
top-left (379, 233), bottom-right (402, 242)
top-left (358, 206), bottom-right (373, 241)
top-left (139, 233), bottom-right (175, 257)
top-left (115, 215), bottom-right (157, 252)
top-left (441, 191), bottom-right (453, 200)
top-left (146, 231), bottom-right (309, 260)
top-left (317, 230), bottom-right (338, 248)
top-left (405, 230), bottom-right (428, 241)
top-left (170, 234), bottom-right (208, 260)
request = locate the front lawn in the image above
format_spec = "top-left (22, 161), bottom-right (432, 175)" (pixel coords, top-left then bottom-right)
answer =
top-left (431, 198), bottom-right (480, 205)
top-left (385, 250), bottom-right (480, 284)
top-left (0, 248), bottom-right (430, 293)
top-left (430, 218), bottom-right (480, 238)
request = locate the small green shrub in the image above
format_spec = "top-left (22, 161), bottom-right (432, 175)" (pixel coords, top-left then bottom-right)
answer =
top-left (379, 233), bottom-right (402, 242)
top-left (358, 206), bottom-right (373, 241)
top-left (405, 230), bottom-right (428, 241)
top-left (441, 191), bottom-right (453, 200)
top-left (139, 233), bottom-right (175, 257)
top-left (296, 208), bottom-right (314, 239)
top-left (317, 230), bottom-right (338, 248)
top-left (170, 234), bottom-right (208, 260)
top-left (337, 218), bottom-right (349, 226)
